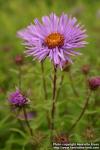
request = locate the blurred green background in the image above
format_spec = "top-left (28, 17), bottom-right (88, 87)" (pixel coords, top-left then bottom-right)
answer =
top-left (0, 0), bottom-right (100, 150)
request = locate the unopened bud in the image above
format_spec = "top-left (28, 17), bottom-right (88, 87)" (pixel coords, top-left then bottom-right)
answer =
top-left (82, 64), bottom-right (90, 75)
top-left (15, 55), bottom-right (24, 65)
top-left (88, 76), bottom-right (100, 90)
top-left (63, 61), bottom-right (71, 72)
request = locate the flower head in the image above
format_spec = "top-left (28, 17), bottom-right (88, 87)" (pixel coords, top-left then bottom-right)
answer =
top-left (15, 55), bottom-right (24, 65)
top-left (17, 13), bottom-right (87, 69)
top-left (62, 60), bottom-right (71, 72)
top-left (8, 89), bottom-right (29, 107)
top-left (88, 76), bottom-right (100, 90)
top-left (82, 64), bottom-right (90, 75)
top-left (53, 133), bottom-right (69, 144)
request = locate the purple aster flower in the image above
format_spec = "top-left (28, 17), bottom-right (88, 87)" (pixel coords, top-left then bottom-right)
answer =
top-left (88, 76), bottom-right (100, 90)
top-left (8, 89), bottom-right (29, 107)
top-left (17, 13), bottom-right (87, 69)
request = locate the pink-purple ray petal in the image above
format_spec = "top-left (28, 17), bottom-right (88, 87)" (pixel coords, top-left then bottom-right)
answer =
top-left (17, 13), bottom-right (88, 69)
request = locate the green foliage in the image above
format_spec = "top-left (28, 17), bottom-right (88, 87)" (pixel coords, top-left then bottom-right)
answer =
top-left (0, 0), bottom-right (100, 149)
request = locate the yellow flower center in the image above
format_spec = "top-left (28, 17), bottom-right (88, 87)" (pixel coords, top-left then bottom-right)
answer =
top-left (45, 33), bottom-right (64, 48)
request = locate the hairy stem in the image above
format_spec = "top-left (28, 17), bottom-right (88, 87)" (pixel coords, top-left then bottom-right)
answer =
top-left (13, 108), bottom-right (25, 131)
top-left (68, 90), bottom-right (91, 133)
top-left (41, 62), bottom-right (51, 128)
top-left (51, 65), bottom-right (57, 144)
top-left (23, 107), bottom-right (33, 137)
top-left (18, 65), bottom-right (22, 90)
top-left (41, 61), bottom-right (47, 100)
top-left (56, 73), bottom-right (64, 101)
top-left (84, 74), bottom-right (89, 93)
top-left (68, 70), bottom-right (79, 97)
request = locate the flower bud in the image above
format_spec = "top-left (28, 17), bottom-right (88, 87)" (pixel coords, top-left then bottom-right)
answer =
top-left (63, 61), bottom-right (71, 72)
top-left (0, 88), bottom-right (4, 94)
top-left (84, 126), bottom-right (95, 140)
top-left (88, 76), bottom-right (100, 90)
top-left (53, 133), bottom-right (69, 144)
top-left (15, 55), bottom-right (24, 65)
top-left (82, 64), bottom-right (90, 75)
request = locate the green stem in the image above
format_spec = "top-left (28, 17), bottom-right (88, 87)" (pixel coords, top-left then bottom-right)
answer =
top-left (68, 70), bottom-right (79, 97)
top-left (56, 73), bottom-right (64, 101)
top-left (84, 74), bottom-right (89, 93)
top-left (41, 62), bottom-right (51, 128)
top-left (51, 65), bottom-right (57, 144)
top-left (18, 65), bottom-right (22, 90)
top-left (13, 108), bottom-right (25, 131)
top-left (41, 61), bottom-right (47, 100)
top-left (68, 90), bottom-right (91, 133)
top-left (23, 107), bottom-right (33, 137)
